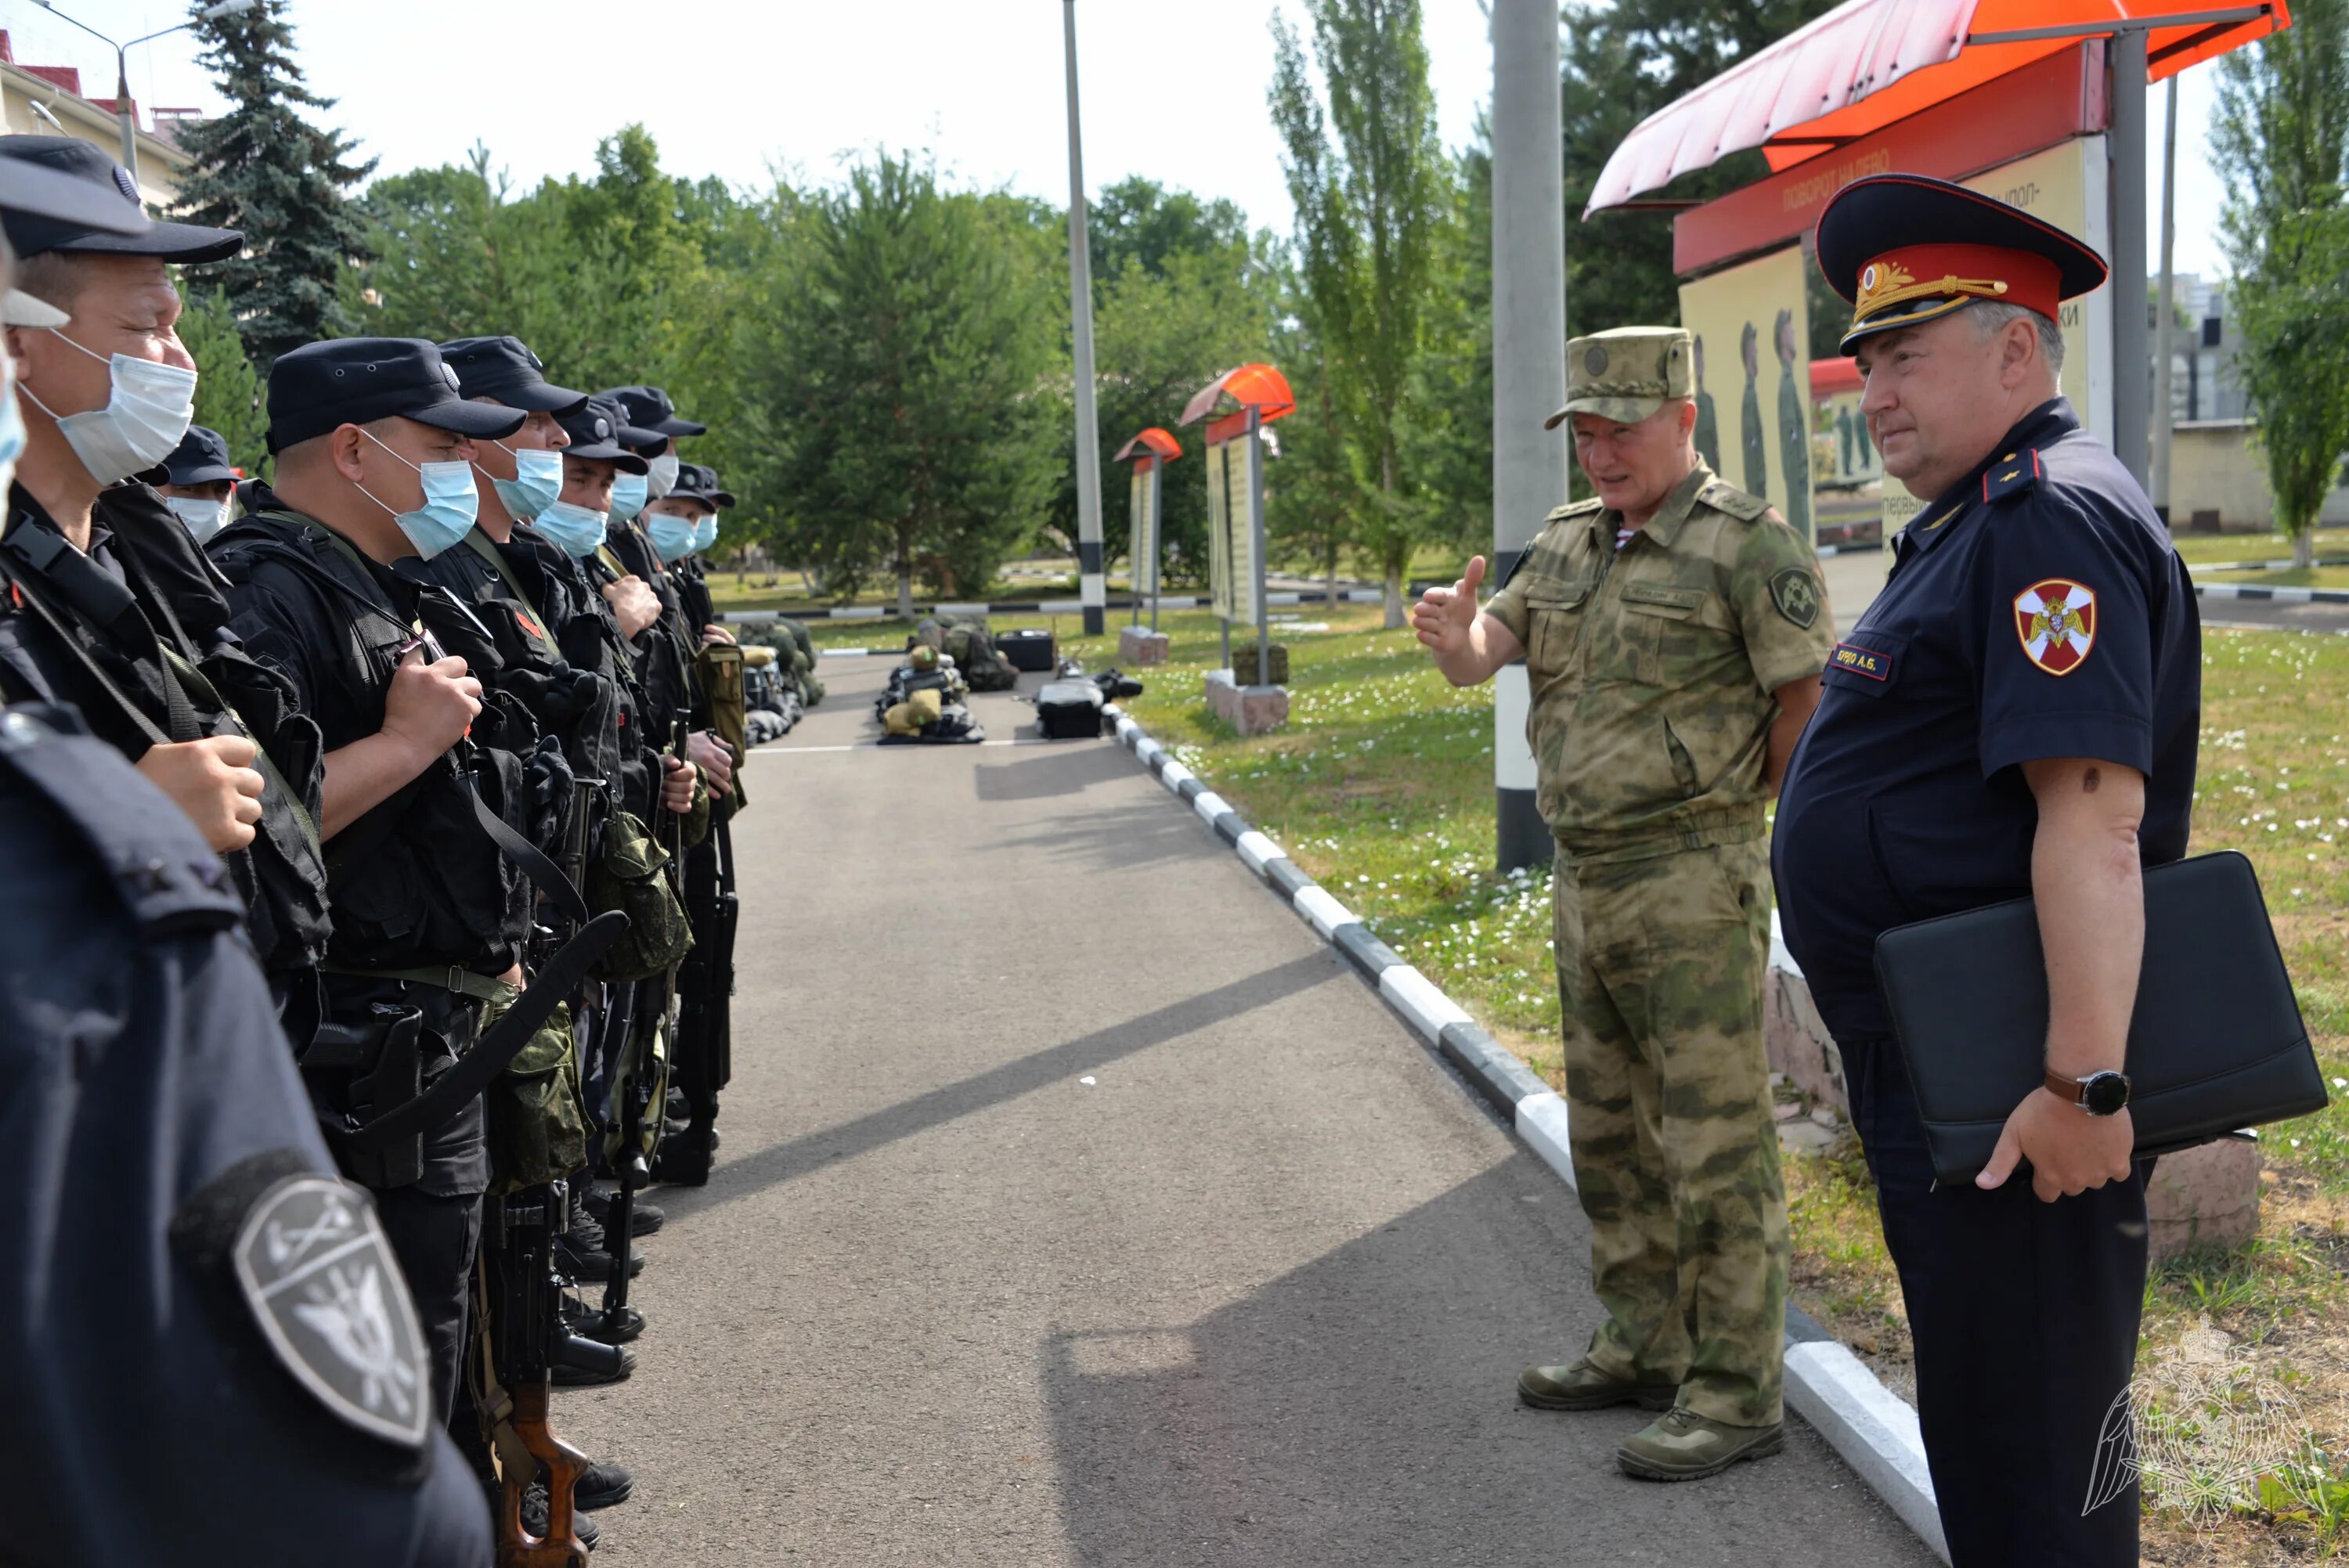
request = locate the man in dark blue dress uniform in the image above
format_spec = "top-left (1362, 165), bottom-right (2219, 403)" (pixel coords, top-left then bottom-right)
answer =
top-left (1772, 173), bottom-right (2200, 1567)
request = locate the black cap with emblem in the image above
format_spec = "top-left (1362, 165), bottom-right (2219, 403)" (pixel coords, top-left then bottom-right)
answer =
top-left (163, 425), bottom-right (240, 486)
top-left (437, 335), bottom-right (590, 415)
top-left (265, 338), bottom-right (528, 454)
top-left (0, 135), bottom-right (241, 262)
top-left (553, 397), bottom-right (651, 474)
top-left (599, 383), bottom-right (705, 438)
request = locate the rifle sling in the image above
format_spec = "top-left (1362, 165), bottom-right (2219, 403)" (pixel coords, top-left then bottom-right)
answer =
top-left (330, 910), bottom-right (628, 1153)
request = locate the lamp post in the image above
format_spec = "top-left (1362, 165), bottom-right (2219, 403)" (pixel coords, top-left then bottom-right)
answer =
top-left (1061, 0), bottom-right (1106, 637)
top-left (30, 0), bottom-right (256, 189)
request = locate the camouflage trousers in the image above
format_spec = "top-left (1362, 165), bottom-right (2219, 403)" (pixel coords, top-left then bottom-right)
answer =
top-left (1553, 837), bottom-right (1788, 1427)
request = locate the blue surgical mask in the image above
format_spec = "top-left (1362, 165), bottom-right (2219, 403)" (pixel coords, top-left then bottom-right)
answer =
top-left (534, 498), bottom-right (608, 558)
top-left (488, 443), bottom-right (562, 519)
top-left (608, 471), bottom-right (649, 523)
top-left (693, 514), bottom-right (720, 555)
top-left (357, 428), bottom-right (478, 560)
top-left (168, 495), bottom-right (230, 544)
top-left (644, 511), bottom-right (698, 563)
top-left (0, 352), bottom-right (24, 498)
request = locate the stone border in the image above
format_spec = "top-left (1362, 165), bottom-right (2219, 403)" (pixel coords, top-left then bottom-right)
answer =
top-left (2196, 582), bottom-right (2349, 606)
top-left (1102, 703), bottom-right (1953, 1564)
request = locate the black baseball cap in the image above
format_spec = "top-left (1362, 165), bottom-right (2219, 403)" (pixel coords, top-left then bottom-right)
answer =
top-left (266, 338), bottom-right (528, 455)
top-left (673, 461), bottom-right (734, 509)
top-left (163, 426), bottom-right (239, 485)
top-left (0, 136), bottom-right (240, 263)
top-left (438, 335), bottom-right (589, 416)
top-left (553, 398), bottom-right (650, 474)
top-left (600, 384), bottom-right (705, 438)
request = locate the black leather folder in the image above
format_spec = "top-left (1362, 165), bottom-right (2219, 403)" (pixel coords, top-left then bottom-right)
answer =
top-left (1872, 851), bottom-right (2328, 1184)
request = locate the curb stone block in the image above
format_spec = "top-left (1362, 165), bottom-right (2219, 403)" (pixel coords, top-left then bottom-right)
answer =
top-left (1331, 922), bottom-right (1403, 979)
top-left (1212, 811), bottom-right (1247, 845)
top-left (1514, 1091), bottom-right (1577, 1191)
top-left (1291, 885), bottom-right (1356, 939)
top-left (1438, 1022), bottom-right (1550, 1116)
top-left (1377, 965), bottom-right (1470, 1042)
top-left (1235, 831), bottom-right (1283, 871)
top-left (1265, 859), bottom-right (1315, 899)
top-left (1191, 790), bottom-right (1232, 824)
top-left (1785, 1340), bottom-right (1948, 1563)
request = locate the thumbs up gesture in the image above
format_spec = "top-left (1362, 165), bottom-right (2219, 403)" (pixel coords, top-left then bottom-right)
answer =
top-left (1411, 555), bottom-right (1488, 658)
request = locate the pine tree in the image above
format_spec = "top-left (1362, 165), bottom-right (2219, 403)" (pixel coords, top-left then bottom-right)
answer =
top-left (175, 0), bottom-right (374, 368)
top-left (179, 286), bottom-right (268, 476)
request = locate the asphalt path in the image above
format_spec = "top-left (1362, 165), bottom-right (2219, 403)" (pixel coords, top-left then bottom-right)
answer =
top-left (558, 655), bottom-right (1936, 1566)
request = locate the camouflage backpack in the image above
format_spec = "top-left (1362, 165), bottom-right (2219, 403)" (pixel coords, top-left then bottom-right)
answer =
top-left (944, 617), bottom-right (1019, 692)
top-left (586, 810), bottom-right (693, 982)
top-left (484, 1000), bottom-right (589, 1192)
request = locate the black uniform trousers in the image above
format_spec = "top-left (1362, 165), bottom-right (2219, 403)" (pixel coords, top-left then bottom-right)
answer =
top-left (673, 834), bottom-right (723, 1128)
top-left (1838, 1035), bottom-right (2149, 1568)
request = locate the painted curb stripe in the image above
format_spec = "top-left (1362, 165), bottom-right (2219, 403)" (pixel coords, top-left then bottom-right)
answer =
top-left (1235, 831), bottom-right (1283, 873)
top-left (1377, 965), bottom-right (1471, 1042)
top-left (1514, 1091), bottom-right (1577, 1191)
top-left (1104, 704), bottom-right (1944, 1563)
top-left (1290, 885), bottom-right (1356, 939)
top-left (1331, 921), bottom-right (1404, 979)
top-left (1265, 858), bottom-right (1315, 899)
top-left (1438, 1022), bottom-right (1551, 1116)
top-left (2196, 582), bottom-right (2349, 606)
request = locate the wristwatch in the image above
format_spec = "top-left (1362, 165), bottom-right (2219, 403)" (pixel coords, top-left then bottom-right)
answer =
top-left (2044, 1067), bottom-right (2132, 1117)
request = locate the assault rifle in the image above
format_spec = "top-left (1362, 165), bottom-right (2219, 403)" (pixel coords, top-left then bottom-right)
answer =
top-left (487, 1184), bottom-right (591, 1567)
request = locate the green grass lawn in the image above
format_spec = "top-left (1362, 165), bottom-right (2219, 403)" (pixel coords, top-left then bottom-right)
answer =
top-left (2203, 566), bottom-right (2349, 590)
top-left (2173, 528), bottom-right (2349, 568)
top-left (1031, 607), bottom-right (2349, 1557)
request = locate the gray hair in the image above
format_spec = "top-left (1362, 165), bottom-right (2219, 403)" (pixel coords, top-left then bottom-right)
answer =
top-left (1967, 299), bottom-right (2064, 377)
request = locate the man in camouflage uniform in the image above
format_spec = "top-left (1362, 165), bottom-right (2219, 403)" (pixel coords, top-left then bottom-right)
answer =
top-left (1413, 326), bottom-right (1832, 1480)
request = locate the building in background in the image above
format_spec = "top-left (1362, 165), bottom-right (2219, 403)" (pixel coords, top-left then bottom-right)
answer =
top-left (0, 31), bottom-right (196, 209)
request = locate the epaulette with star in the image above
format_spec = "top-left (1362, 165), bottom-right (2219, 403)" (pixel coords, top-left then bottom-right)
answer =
top-left (1542, 496), bottom-right (1604, 525)
top-left (1983, 448), bottom-right (2043, 503)
top-left (1695, 480), bottom-right (1773, 523)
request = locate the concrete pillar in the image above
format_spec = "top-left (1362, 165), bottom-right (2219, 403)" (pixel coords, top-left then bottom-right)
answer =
top-left (1489, 0), bottom-right (1568, 873)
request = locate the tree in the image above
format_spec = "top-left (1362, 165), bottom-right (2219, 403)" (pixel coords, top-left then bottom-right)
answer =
top-left (178, 285), bottom-right (268, 477)
top-left (176, 0), bottom-right (374, 368)
top-left (2214, 0), bottom-right (2349, 568)
top-left (1271, 0), bottom-right (1453, 628)
top-left (745, 153), bottom-right (1059, 613)
top-left (1562, 1), bottom-right (1841, 336)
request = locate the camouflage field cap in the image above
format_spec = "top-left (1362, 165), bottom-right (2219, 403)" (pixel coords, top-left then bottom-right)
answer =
top-left (1545, 326), bottom-right (1695, 430)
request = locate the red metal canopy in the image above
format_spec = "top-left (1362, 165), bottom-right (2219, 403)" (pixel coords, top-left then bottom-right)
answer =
top-left (1586, 0), bottom-right (2289, 216)
top-left (1113, 427), bottom-right (1182, 464)
top-left (1179, 364), bottom-right (1296, 428)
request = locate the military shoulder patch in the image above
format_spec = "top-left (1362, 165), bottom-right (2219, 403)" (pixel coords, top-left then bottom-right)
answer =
top-left (1698, 482), bottom-right (1773, 523)
top-left (2015, 578), bottom-right (2096, 675)
top-left (233, 1174), bottom-right (431, 1450)
top-left (1983, 448), bottom-right (2044, 503)
top-left (1769, 567), bottom-right (1821, 629)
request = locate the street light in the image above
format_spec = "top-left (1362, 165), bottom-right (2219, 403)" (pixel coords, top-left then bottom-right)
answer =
top-left (30, 0), bottom-right (255, 191)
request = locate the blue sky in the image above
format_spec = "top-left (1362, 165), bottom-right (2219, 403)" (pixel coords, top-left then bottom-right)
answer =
top-left (4, 0), bottom-right (2234, 280)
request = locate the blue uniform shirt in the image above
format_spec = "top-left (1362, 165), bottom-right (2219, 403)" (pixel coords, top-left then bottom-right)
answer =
top-left (0, 704), bottom-right (490, 1566)
top-left (1772, 398), bottom-right (2200, 1040)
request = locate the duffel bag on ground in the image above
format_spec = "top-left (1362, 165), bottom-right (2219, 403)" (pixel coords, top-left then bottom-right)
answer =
top-left (1035, 679), bottom-right (1106, 739)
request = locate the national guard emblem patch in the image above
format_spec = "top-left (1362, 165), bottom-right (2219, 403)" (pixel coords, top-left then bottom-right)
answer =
top-left (1770, 567), bottom-right (1820, 629)
top-left (2015, 579), bottom-right (2096, 676)
top-left (232, 1175), bottom-right (430, 1449)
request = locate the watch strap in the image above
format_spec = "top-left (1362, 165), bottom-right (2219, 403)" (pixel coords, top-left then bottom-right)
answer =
top-left (2043, 1067), bottom-right (2088, 1104)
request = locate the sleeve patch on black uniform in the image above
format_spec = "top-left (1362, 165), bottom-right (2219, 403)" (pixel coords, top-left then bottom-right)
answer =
top-left (1770, 568), bottom-right (1822, 629)
top-left (200, 1166), bottom-right (433, 1451)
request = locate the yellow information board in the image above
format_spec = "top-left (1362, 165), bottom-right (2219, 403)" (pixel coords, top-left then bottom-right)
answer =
top-left (1128, 463), bottom-right (1158, 601)
top-left (1677, 243), bottom-right (1812, 542)
top-left (1205, 435), bottom-right (1257, 625)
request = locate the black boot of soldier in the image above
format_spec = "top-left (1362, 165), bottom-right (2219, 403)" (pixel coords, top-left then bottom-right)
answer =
top-left (651, 1125), bottom-right (714, 1188)
top-left (518, 1479), bottom-right (602, 1550)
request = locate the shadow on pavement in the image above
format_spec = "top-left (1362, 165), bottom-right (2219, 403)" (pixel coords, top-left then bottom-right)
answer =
top-left (1036, 1161), bottom-right (1938, 1568)
top-left (659, 950), bottom-right (1343, 1224)
top-left (974, 796), bottom-right (1217, 874)
top-left (972, 741), bottom-right (1138, 802)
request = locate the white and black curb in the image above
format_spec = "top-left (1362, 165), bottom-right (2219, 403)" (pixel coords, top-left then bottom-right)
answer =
top-left (1103, 703), bottom-right (1952, 1564)
top-left (2196, 582), bottom-right (2349, 606)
